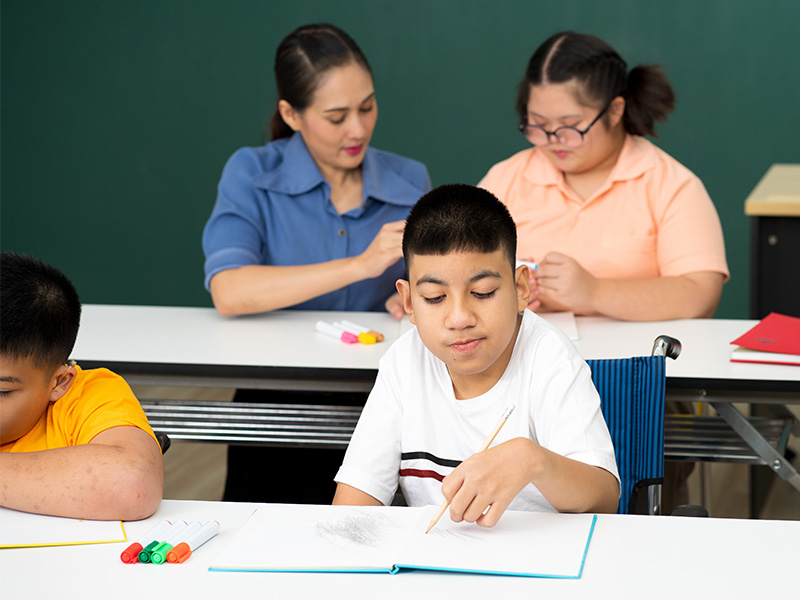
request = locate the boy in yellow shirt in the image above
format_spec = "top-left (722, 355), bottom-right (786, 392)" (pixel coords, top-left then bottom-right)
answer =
top-left (0, 252), bottom-right (164, 520)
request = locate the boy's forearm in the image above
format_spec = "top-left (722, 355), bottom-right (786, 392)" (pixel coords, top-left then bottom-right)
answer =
top-left (527, 442), bottom-right (619, 513)
top-left (0, 428), bottom-right (164, 520)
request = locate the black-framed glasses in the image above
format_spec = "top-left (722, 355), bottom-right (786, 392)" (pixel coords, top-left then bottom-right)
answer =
top-left (518, 100), bottom-right (612, 148)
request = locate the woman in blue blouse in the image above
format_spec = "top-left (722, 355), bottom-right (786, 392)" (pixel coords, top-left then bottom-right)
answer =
top-left (202, 24), bottom-right (430, 504)
top-left (203, 24), bottom-right (431, 319)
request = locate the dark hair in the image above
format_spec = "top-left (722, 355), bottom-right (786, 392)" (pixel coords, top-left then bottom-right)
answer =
top-left (403, 184), bottom-right (517, 271)
top-left (515, 31), bottom-right (675, 137)
top-left (0, 252), bottom-right (82, 371)
top-left (268, 23), bottom-right (373, 141)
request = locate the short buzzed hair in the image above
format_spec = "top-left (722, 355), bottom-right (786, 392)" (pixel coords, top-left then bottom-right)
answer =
top-left (0, 252), bottom-right (82, 371)
top-left (402, 184), bottom-right (517, 270)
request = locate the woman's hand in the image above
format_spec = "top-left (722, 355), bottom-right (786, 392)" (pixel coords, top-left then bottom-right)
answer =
top-left (357, 220), bottom-right (406, 278)
top-left (384, 292), bottom-right (406, 319)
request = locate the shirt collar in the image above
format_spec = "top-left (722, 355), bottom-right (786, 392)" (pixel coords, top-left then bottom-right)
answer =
top-left (252, 132), bottom-right (326, 195)
top-left (523, 134), bottom-right (655, 187)
top-left (252, 132), bottom-right (421, 207)
top-left (360, 147), bottom-right (425, 207)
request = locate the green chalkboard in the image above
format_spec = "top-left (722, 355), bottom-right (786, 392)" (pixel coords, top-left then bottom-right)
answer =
top-left (2, 0), bottom-right (799, 318)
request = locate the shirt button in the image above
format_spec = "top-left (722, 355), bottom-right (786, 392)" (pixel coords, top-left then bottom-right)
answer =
top-left (338, 229), bottom-right (346, 237)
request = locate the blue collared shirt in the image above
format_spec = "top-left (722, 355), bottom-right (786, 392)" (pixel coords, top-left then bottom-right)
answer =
top-left (202, 132), bottom-right (431, 311)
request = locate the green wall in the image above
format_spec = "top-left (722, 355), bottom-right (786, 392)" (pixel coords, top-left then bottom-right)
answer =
top-left (3, 1), bottom-right (799, 318)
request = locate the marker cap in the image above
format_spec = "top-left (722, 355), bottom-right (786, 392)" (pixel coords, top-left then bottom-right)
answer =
top-left (120, 542), bottom-right (143, 564)
top-left (340, 330), bottom-right (358, 343)
top-left (150, 543), bottom-right (173, 564)
top-left (167, 542), bottom-right (192, 564)
top-left (138, 540), bottom-right (160, 563)
top-left (356, 332), bottom-right (376, 344)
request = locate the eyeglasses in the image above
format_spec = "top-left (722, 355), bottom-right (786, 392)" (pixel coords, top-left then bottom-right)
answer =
top-left (518, 100), bottom-right (612, 148)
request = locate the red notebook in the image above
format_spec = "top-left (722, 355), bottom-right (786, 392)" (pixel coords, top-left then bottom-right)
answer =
top-left (730, 313), bottom-right (800, 365)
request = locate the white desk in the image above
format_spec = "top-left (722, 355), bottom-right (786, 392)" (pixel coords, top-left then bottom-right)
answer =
top-left (72, 305), bottom-right (414, 392)
top-left (0, 499), bottom-right (796, 598)
top-left (72, 305), bottom-right (800, 496)
top-left (72, 305), bottom-right (800, 392)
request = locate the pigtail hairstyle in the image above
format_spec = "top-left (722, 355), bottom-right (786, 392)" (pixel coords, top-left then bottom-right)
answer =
top-left (267, 23), bottom-right (373, 141)
top-left (516, 31), bottom-right (676, 137)
top-left (623, 65), bottom-right (675, 137)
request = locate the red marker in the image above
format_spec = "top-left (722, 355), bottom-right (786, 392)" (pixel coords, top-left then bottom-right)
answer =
top-left (167, 520), bottom-right (221, 563)
top-left (120, 520), bottom-right (172, 563)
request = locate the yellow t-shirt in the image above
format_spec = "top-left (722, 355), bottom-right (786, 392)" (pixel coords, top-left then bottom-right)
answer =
top-left (1, 365), bottom-right (157, 453)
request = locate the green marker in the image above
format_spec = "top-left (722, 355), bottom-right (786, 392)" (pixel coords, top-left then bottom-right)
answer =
top-left (151, 521), bottom-right (201, 565)
top-left (140, 521), bottom-right (188, 564)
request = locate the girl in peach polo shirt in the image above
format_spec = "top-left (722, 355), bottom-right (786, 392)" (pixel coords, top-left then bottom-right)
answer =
top-left (479, 32), bottom-right (729, 321)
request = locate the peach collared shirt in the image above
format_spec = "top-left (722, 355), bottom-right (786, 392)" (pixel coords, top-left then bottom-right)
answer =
top-left (478, 135), bottom-right (729, 281)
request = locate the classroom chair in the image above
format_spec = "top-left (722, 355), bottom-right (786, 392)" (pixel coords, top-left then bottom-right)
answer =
top-left (587, 335), bottom-right (680, 515)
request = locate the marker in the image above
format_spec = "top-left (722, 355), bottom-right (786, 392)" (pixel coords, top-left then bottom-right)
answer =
top-left (516, 259), bottom-right (538, 271)
top-left (167, 520), bottom-right (221, 563)
top-left (120, 520), bottom-right (172, 564)
top-left (334, 321), bottom-right (376, 344)
top-left (151, 521), bottom-right (201, 564)
top-left (315, 320), bottom-right (358, 344)
top-left (139, 520), bottom-right (187, 563)
top-left (340, 319), bottom-right (384, 343)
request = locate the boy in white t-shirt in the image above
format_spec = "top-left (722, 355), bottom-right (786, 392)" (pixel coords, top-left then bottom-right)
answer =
top-left (333, 184), bottom-right (620, 526)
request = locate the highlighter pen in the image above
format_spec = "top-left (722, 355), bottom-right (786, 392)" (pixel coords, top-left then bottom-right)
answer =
top-left (167, 520), bottom-right (221, 564)
top-left (139, 520), bottom-right (187, 563)
top-left (334, 321), bottom-right (376, 344)
top-left (151, 521), bottom-right (201, 565)
top-left (120, 520), bottom-right (172, 564)
top-left (340, 319), bottom-right (385, 343)
top-left (516, 259), bottom-right (539, 271)
top-left (314, 320), bottom-right (358, 344)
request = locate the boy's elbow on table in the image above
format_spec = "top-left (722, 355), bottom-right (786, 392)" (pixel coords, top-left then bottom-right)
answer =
top-left (112, 471), bottom-right (163, 521)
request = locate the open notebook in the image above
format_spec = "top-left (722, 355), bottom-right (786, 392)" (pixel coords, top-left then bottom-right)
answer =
top-left (209, 504), bottom-right (597, 578)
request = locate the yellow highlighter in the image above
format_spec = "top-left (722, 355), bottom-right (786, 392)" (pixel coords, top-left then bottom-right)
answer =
top-left (335, 321), bottom-right (377, 344)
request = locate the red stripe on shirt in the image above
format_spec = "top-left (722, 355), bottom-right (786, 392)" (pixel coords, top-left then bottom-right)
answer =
top-left (399, 468), bottom-right (446, 482)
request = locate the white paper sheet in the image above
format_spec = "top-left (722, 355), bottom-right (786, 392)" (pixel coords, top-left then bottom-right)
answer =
top-left (0, 506), bottom-right (126, 548)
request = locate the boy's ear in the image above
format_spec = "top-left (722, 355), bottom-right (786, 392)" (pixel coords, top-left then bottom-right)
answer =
top-left (515, 265), bottom-right (531, 311)
top-left (395, 279), bottom-right (416, 324)
top-left (48, 363), bottom-right (76, 403)
top-left (278, 99), bottom-right (302, 132)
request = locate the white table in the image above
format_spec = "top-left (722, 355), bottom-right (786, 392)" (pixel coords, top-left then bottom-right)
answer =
top-left (71, 305), bottom-right (800, 497)
top-left (72, 305), bottom-right (800, 392)
top-left (0, 499), bottom-right (796, 598)
top-left (72, 305), bottom-right (414, 392)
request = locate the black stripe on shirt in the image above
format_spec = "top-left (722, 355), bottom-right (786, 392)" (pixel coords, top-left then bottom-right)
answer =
top-left (400, 451), bottom-right (461, 468)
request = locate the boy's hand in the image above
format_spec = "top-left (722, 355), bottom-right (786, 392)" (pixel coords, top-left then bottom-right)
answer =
top-left (441, 438), bottom-right (537, 528)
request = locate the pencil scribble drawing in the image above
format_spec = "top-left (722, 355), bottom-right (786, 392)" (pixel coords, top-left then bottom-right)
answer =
top-left (313, 510), bottom-right (397, 550)
top-left (427, 526), bottom-right (485, 543)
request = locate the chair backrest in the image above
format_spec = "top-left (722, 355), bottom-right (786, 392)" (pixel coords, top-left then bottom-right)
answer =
top-left (586, 355), bottom-right (666, 515)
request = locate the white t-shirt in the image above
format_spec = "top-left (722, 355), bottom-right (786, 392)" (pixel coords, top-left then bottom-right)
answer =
top-left (335, 310), bottom-right (620, 512)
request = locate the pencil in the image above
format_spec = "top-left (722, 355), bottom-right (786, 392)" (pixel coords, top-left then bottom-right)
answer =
top-left (425, 404), bottom-right (516, 534)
